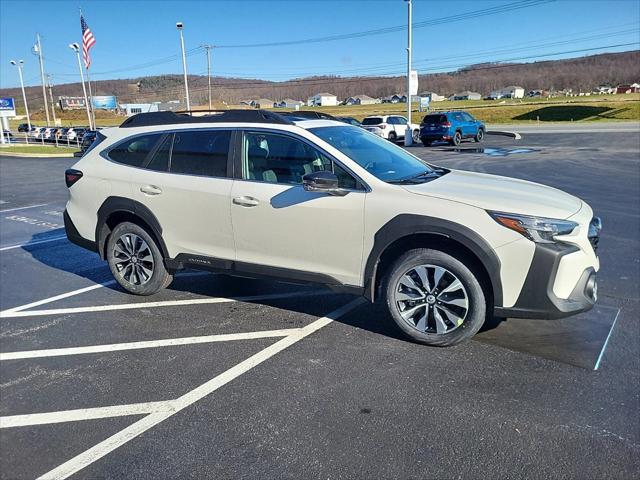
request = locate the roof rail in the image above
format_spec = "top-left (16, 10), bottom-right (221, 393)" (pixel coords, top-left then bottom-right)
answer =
top-left (119, 109), bottom-right (293, 128)
top-left (279, 110), bottom-right (337, 120)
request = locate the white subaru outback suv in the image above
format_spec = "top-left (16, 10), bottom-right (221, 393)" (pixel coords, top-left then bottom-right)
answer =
top-left (64, 110), bottom-right (601, 346)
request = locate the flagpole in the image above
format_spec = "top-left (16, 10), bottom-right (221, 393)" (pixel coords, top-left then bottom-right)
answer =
top-left (85, 68), bottom-right (96, 129)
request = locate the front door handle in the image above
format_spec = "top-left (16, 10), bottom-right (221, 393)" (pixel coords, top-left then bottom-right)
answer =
top-left (140, 185), bottom-right (162, 196)
top-left (232, 196), bottom-right (260, 207)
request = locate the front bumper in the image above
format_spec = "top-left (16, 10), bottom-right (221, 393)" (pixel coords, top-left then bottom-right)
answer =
top-left (494, 242), bottom-right (598, 320)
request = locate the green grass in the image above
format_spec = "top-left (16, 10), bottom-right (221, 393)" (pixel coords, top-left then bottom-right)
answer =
top-left (0, 145), bottom-right (78, 155)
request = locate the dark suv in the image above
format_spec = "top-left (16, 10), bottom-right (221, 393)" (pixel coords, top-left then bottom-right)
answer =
top-left (419, 111), bottom-right (485, 146)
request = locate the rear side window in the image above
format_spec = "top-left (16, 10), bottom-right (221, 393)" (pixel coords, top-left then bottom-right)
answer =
top-left (362, 117), bottom-right (383, 125)
top-left (108, 134), bottom-right (162, 167)
top-left (170, 130), bottom-right (231, 177)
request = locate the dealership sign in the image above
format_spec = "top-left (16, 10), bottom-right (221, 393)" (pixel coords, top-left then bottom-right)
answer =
top-left (92, 95), bottom-right (118, 109)
top-left (0, 97), bottom-right (16, 117)
top-left (59, 96), bottom-right (87, 110)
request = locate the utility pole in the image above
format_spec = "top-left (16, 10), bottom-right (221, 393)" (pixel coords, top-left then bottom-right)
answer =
top-left (203, 44), bottom-right (213, 110)
top-left (69, 43), bottom-right (93, 130)
top-left (33, 33), bottom-right (51, 125)
top-left (176, 22), bottom-right (191, 111)
top-left (10, 60), bottom-right (31, 131)
top-left (47, 74), bottom-right (58, 125)
top-left (404, 0), bottom-right (413, 146)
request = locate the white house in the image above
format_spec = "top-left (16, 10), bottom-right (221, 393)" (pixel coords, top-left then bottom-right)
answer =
top-left (418, 91), bottom-right (445, 102)
top-left (344, 94), bottom-right (379, 105)
top-left (307, 93), bottom-right (338, 107)
top-left (276, 99), bottom-right (305, 108)
top-left (449, 91), bottom-right (482, 101)
top-left (119, 103), bottom-right (159, 116)
top-left (251, 98), bottom-right (275, 108)
top-left (501, 86), bottom-right (525, 99)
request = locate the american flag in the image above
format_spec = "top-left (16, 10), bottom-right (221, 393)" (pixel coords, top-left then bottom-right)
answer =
top-left (80, 15), bottom-right (96, 69)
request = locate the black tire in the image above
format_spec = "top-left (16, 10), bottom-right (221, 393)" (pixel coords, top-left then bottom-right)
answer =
top-left (106, 221), bottom-right (172, 295)
top-left (451, 131), bottom-right (462, 146)
top-left (387, 131), bottom-right (397, 142)
top-left (475, 128), bottom-right (484, 143)
top-left (421, 139), bottom-right (432, 147)
top-left (412, 129), bottom-right (421, 143)
top-left (382, 248), bottom-right (486, 347)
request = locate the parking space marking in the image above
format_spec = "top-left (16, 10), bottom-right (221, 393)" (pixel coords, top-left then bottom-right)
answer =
top-left (594, 308), bottom-right (620, 370)
top-left (0, 236), bottom-right (68, 252)
top-left (0, 271), bottom-right (209, 315)
top-left (5, 297), bottom-right (365, 480)
top-left (0, 328), bottom-right (300, 360)
top-left (1, 290), bottom-right (328, 319)
top-left (0, 203), bottom-right (49, 213)
top-left (1, 402), bottom-right (169, 429)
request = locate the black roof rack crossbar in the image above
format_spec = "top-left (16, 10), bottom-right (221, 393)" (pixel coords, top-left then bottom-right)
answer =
top-left (119, 109), bottom-right (294, 128)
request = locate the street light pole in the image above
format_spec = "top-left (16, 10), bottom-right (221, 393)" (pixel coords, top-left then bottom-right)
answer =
top-left (177, 22), bottom-right (191, 112)
top-left (203, 44), bottom-right (213, 110)
top-left (404, 0), bottom-right (413, 146)
top-left (10, 60), bottom-right (31, 131)
top-left (33, 33), bottom-right (51, 125)
top-left (69, 43), bottom-right (93, 130)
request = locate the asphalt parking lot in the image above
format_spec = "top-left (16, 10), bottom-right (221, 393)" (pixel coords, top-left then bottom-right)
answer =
top-left (1, 129), bottom-right (639, 479)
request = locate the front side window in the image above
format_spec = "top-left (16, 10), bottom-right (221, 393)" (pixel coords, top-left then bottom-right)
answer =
top-left (108, 134), bottom-right (162, 167)
top-left (170, 130), bottom-right (231, 177)
top-left (395, 117), bottom-right (408, 125)
top-left (310, 125), bottom-right (438, 183)
top-left (243, 131), bottom-right (358, 189)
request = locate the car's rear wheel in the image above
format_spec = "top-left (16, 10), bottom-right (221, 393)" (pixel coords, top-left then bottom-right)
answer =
top-left (382, 248), bottom-right (486, 346)
top-left (106, 221), bottom-right (172, 295)
top-left (451, 131), bottom-right (462, 146)
top-left (475, 128), bottom-right (484, 143)
top-left (388, 131), bottom-right (397, 142)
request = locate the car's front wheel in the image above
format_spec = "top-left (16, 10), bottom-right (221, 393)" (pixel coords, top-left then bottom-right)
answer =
top-left (106, 221), bottom-right (173, 295)
top-left (382, 248), bottom-right (486, 346)
top-left (475, 128), bottom-right (484, 143)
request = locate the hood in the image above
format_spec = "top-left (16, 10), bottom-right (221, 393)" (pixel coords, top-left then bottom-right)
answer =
top-left (404, 169), bottom-right (583, 219)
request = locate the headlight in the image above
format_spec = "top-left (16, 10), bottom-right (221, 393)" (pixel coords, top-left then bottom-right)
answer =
top-left (488, 211), bottom-right (577, 243)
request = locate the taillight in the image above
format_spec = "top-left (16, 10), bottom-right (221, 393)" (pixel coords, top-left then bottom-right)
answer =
top-left (442, 122), bottom-right (452, 128)
top-left (65, 169), bottom-right (83, 188)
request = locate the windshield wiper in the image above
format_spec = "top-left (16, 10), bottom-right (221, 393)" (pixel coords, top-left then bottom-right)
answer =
top-left (389, 170), bottom-right (441, 184)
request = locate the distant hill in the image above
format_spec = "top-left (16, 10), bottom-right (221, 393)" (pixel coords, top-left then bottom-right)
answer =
top-left (1, 50), bottom-right (638, 110)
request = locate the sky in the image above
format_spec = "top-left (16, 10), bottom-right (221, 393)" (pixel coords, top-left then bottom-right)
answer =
top-left (0, 0), bottom-right (638, 89)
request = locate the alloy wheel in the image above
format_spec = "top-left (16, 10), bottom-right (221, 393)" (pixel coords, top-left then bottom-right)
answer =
top-left (112, 233), bottom-right (154, 286)
top-left (393, 264), bottom-right (469, 334)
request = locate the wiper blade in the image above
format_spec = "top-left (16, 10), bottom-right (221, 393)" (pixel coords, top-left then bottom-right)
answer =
top-left (390, 170), bottom-right (439, 184)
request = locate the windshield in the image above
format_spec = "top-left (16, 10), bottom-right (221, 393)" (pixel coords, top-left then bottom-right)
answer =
top-left (309, 125), bottom-right (436, 183)
top-left (361, 117), bottom-right (383, 125)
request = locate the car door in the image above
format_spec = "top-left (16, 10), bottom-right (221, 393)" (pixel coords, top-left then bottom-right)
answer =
top-left (117, 129), bottom-right (236, 260)
top-left (461, 112), bottom-right (477, 137)
top-left (229, 129), bottom-right (366, 286)
top-left (394, 116), bottom-right (408, 137)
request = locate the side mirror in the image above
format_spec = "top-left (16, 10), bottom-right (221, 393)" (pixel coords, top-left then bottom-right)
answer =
top-left (302, 171), bottom-right (345, 196)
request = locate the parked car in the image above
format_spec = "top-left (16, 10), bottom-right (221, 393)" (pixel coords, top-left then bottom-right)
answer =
top-left (80, 130), bottom-right (97, 153)
top-left (67, 127), bottom-right (88, 142)
top-left (17, 123), bottom-right (31, 133)
top-left (44, 127), bottom-right (60, 142)
top-left (336, 116), bottom-right (362, 127)
top-left (64, 110), bottom-right (601, 347)
top-left (419, 111), bottom-right (485, 146)
top-left (1, 130), bottom-right (14, 142)
top-left (30, 127), bottom-right (46, 139)
top-left (361, 115), bottom-right (420, 143)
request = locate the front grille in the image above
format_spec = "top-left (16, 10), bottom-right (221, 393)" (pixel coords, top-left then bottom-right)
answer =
top-left (588, 217), bottom-right (602, 253)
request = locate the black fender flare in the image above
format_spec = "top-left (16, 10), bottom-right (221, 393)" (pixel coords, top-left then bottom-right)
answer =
top-left (95, 196), bottom-right (169, 259)
top-left (363, 214), bottom-right (503, 306)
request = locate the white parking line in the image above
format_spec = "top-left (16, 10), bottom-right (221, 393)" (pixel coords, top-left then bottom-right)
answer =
top-left (0, 290), bottom-right (328, 319)
top-left (0, 236), bottom-right (67, 252)
top-left (16, 298), bottom-right (365, 480)
top-left (0, 203), bottom-right (49, 213)
top-left (0, 328), bottom-right (300, 360)
top-left (0, 401), bottom-right (169, 429)
top-left (593, 308), bottom-right (620, 370)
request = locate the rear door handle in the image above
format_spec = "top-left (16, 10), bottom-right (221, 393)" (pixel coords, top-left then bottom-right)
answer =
top-left (232, 196), bottom-right (259, 207)
top-left (140, 185), bottom-right (162, 196)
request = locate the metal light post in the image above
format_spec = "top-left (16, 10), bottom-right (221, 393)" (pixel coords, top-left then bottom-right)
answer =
top-left (33, 33), bottom-right (51, 125)
top-left (69, 43), bottom-right (94, 130)
top-left (177, 22), bottom-right (191, 111)
top-left (10, 60), bottom-right (31, 132)
top-left (404, 0), bottom-right (413, 146)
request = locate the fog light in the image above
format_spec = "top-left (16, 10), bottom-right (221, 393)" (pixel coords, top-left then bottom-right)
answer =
top-left (585, 274), bottom-right (598, 302)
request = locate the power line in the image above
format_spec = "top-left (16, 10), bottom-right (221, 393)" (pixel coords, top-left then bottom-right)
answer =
top-left (214, 0), bottom-right (554, 48)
